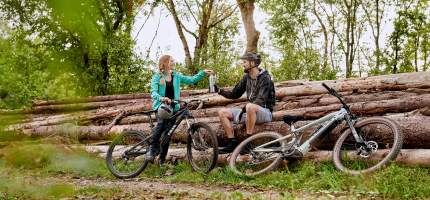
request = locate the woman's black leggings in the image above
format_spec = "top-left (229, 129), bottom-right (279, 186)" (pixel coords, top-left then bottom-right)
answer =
top-left (150, 116), bottom-right (173, 162)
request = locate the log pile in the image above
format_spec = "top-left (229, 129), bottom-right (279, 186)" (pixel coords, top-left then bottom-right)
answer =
top-left (3, 72), bottom-right (430, 149)
top-left (84, 145), bottom-right (430, 167)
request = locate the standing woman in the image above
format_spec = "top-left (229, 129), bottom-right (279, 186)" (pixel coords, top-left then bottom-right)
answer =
top-left (146, 55), bottom-right (213, 164)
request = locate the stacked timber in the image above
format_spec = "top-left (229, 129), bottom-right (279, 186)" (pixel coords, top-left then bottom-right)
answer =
top-left (2, 72), bottom-right (430, 149)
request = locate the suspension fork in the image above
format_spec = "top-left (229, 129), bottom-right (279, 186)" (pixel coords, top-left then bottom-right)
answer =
top-left (345, 114), bottom-right (365, 144)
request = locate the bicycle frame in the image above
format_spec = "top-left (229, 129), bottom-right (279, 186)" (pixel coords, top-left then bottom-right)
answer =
top-left (254, 107), bottom-right (364, 156)
top-left (122, 101), bottom-right (196, 156)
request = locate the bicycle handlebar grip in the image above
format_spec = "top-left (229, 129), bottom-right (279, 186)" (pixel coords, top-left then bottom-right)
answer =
top-left (322, 83), bottom-right (331, 92)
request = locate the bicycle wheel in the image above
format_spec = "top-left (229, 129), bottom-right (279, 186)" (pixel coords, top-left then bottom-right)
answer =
top-left (229, 131), bottom-right (286, 177)
top-left (186, 122), bottom-right (218, 173)
top-left (106, 130), bottom-right (150, 179)
top-left (333, 117), bottom-right (403, 175)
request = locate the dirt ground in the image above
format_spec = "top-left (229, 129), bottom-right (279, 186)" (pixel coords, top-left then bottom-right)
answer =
top-left (66, 176), bottom-right (379, 200)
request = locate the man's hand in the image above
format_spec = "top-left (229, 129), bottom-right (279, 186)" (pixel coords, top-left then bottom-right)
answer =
top-left (203, 69), bottom-right (214, 75)
top-left (214, 84), bottom-right (220, 93)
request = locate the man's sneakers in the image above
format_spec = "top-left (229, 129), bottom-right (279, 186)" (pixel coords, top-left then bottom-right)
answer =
top-left (218, 138), bottom-right (239, 154)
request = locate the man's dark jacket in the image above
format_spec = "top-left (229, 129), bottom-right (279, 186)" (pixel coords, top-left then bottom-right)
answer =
top-left (219, 69), bottom-right (276, 111)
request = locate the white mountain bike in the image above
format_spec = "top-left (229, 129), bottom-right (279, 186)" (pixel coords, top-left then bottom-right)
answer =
top-left (229, 83), bottom-right (403, 176)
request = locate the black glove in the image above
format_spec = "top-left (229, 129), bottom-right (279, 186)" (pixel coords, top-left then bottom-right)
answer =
top-left (213, 84), bottom-right (220, 93)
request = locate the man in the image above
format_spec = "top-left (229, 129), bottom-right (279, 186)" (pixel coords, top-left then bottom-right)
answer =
top-left (215, 52), bottom-right (276, 153)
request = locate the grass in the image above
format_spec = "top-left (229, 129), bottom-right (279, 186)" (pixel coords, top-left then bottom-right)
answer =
top-left (138, 159), bottom-right (430, 199)
top-left (0, 140), bottom-right (109, 178)
top-left (1, 139), bottom-right (430, 199)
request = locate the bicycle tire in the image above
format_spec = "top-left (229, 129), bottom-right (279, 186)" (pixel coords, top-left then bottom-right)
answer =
top-left (106, 130), bottom-right (150, 179)
top-left (186, 122), bottom-right (218, 173)
top-left (229, 131), bottom-right (286, 177)
top-left (332, 117), bottom-right (403, 175)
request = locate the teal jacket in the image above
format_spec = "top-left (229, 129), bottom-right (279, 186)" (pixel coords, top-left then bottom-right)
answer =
top-left (151, 70), bottom-right (207, 111)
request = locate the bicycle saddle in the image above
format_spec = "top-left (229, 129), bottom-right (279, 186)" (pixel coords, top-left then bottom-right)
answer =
top-left (283, 115), bottom-right (305, 125)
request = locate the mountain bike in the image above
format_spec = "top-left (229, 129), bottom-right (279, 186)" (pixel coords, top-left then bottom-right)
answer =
top-left (106, 99), bottom-right (218, 179)
top-left (229, 83), bottom-right (403, 176)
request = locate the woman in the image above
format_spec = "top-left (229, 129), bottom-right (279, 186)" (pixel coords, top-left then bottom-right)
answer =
top-left (146, 54), bottom-right (213, 164)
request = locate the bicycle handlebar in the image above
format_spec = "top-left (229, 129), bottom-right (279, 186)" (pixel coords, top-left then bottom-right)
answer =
top-left (171, 99), bottom-right (205, 110)
top-left (322, 83), bottom-right (331, 92)
top-left (172, 99), bottom-right (202, 105)
top-left (321, 83), bottom-right (352, 115)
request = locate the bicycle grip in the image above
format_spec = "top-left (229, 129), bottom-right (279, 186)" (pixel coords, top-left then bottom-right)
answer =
top-left (322, 83), bottom-right (331, 92)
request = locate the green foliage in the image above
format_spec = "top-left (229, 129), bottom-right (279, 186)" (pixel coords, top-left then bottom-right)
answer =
top-left (0, 0), bottom-right (151, 109)
top-left (383, 0), bottom-right (430, 74)
top-left (260, 0), bottom-right (338, 81)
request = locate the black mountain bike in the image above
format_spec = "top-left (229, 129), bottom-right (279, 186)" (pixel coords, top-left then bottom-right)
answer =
top-left (106, 99), bottom-right (218, 179)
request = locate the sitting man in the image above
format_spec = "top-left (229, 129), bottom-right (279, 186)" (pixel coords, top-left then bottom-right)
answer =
top-left (215, 52), bottom-right (276, 153)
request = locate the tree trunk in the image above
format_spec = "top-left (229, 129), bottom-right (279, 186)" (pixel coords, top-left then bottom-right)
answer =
top-left (8, 87), bottom-right (430, 129)
top-left (21, 112), bottom-right (430, 149)
top-left (236, 0), bottom-right (259, 53)
top-left (86, 146), bottom-right (430, 167)
top-left (313, 0), bottom-right (329, 74)
top-left (166, 0), bottom-right (193, 68)
top-left (30, 99), bottom-right (150, 113)
top-left (32, 89), bottom-right (209, 107)
top-left (192, 0), bottom-right (214, 74)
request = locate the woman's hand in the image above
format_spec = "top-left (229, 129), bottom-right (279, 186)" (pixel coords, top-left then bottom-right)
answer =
top-left (162, 97), bottom-right (171, 104)
top-left (203, 69), bottom-right (214, 75)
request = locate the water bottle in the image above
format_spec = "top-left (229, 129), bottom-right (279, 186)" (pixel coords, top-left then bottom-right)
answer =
top-left (209, 74), bottom-right (216, 93)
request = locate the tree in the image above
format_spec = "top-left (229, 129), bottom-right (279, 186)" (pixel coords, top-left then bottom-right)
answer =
top-left (236, 0), bottom-right (259, 53)
top-left (0, 0), bottom-right (151, 108)
top-left (260, 0), bottom-right (337, 81)
top-left (164, 0), bottom-right (237, 74)
top-left (361, 0), bottom-right (386, 75)
top-left (384, 0), bottom-right (429, 74)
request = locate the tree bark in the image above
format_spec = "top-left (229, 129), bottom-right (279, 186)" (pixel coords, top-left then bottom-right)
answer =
top-left (236, 0), bottom-right (259, 53)
top-left (21, 112), bottom-right (430, 149)
top-left (166, 0), bottom-right (193, 68)
top-left (32, 89), bottom-right (209, 107)
top-left (86, 146), bottom-right (430, 167)
top-left (30, 99), bottom-right (150, 113)
top-left (312, 0), bottom-right (329, 74)
top-left (9, 90), bottom-right (430, 130)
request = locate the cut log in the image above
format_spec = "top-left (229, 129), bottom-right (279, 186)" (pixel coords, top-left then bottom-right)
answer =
top-left (84, 145), bottom-right (430, 167)
top-left (9, 93), bottom-right (430, 132)
top-left (7, 103), bottom-right (153, 131)
top-left (20, 112), bottom-right (430, 149)
top-left (3, 72), bottom-right (430, 116)
top-left (276, 72), bottom-right (430, 98)
top-left (30, 99), bottom-right (150, 113)
top-left (275, 90), bottom-right (429, 110)
top-left (31, 89), bottom-right (210, 107)
top-left (273, 94), bottom-right (430, 120)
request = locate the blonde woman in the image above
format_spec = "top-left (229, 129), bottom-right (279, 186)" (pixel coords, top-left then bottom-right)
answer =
top-left (146, 55), bottom-right (213, 164)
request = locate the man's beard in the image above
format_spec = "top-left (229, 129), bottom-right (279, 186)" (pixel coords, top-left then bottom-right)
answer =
top-left (243, 66), bottom-right (255, 73)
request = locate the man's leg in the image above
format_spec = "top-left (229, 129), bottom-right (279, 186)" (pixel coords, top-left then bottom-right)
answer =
top-left (245, 103), bottom-right (259, 135)
top-left (244, 103), bottom-right (273, 136)
top-left (218, 108), bottom-right (240, 153)
top-left (218, 108), bottom-right (234, 138)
